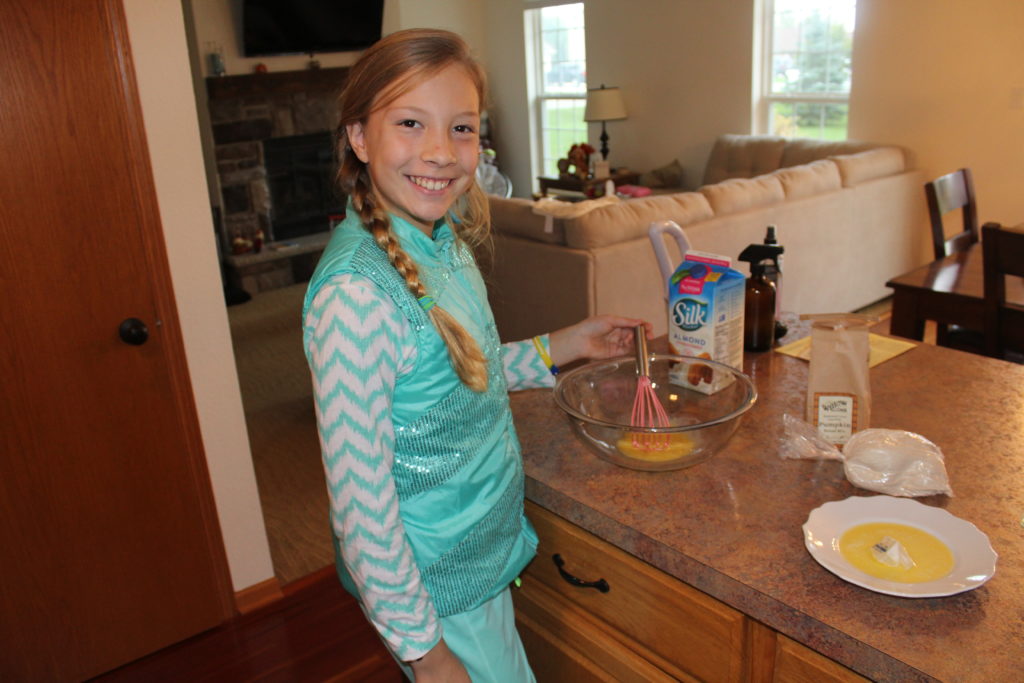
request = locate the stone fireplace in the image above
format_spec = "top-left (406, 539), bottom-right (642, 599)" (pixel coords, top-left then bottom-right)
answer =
top-left (206, 67), bottom-right (349, 247)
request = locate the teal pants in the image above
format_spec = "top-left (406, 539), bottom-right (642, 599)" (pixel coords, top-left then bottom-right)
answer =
top-left (392, 587), bottom-right (535, 682)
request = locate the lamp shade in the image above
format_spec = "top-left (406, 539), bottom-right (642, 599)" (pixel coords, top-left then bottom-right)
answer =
top-left (584, 86), bottom-right (627, 122)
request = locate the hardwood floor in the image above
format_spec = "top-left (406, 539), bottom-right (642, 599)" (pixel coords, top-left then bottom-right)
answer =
top-left (93, 567), bottom-right (404, 682)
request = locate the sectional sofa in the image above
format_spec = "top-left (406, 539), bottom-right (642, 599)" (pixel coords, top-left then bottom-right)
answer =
top-left (483, 134), bottom-right (931, 340)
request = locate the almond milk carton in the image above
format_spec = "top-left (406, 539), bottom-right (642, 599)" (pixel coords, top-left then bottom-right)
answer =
top-left (666, 251), bottom-right (745, 394)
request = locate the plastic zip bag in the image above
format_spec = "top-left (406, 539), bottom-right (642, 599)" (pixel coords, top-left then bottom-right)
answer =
top-left (779, 415), bottom-right (953, 497)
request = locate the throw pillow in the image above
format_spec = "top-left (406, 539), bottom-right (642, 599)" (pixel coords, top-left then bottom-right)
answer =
top-left (640, 159), bottom-right (685, 188)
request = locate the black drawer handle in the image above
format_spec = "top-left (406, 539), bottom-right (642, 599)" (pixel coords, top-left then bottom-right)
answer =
top-left (552, 553), bottom-right (610, 593)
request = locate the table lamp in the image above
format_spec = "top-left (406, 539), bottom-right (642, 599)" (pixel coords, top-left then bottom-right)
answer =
top-left (584, 84), bottom-right (627, 160)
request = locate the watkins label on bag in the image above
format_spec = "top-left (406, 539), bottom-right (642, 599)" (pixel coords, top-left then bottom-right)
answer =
top-left (666, 251), bottom-right (745, 395)
top-left (812, 392), bottom-right (858, 445)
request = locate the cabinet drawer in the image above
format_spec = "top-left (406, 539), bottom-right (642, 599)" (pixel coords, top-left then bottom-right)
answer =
top-left (523, 502), bottom-right (747, 682)
top-left (514, 579), bottom-right (678, 682)
top-left (773, 635), bottom-right (869, 683)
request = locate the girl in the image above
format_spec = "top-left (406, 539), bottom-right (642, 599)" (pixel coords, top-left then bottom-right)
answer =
top-left (302, 29), bottom-right (647, 681)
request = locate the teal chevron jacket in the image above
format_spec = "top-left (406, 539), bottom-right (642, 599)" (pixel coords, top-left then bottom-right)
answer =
top-left (302, 209), bottom-right (549, 658)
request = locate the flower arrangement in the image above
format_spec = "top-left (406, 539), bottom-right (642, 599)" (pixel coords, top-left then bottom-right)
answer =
top-left (558, 142), bottom-right (596, 180)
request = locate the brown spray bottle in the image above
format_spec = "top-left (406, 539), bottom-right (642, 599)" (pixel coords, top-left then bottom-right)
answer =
top-left (738, 237), bottom-right (784, 351)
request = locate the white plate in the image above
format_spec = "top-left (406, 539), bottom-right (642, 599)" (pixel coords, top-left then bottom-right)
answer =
top-left (803, 495), bottom-right (997, 598)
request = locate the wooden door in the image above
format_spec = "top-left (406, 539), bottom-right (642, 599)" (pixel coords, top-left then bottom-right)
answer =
top-left (0, 1), bottom-right (233, 679)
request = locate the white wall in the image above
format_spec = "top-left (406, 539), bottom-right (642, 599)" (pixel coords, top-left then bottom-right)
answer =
top-left (122, 0), bottom-right (275, 591)
top-left (583, 0), bottom-right (754, 188)
top-left (480, 2), bottom-right (533, 197)
top-left (849, 0), bottom-right (1024, 227)
top-left (482, 0), bottom-right (755, 196)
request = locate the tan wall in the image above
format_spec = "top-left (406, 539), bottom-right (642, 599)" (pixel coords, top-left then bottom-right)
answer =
top-left (849, 0), bottom-right (1024, 228)
top-left (583, 0), bottom-right (754, 188)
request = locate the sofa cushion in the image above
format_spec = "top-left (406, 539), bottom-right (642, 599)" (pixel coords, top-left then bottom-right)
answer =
top-left (489, 196), bottom-right (566, 245)
top-left (771, 159), bottom-right (842, 200)
top-left (699, 175), bottom-right (786, 216)
top-left (830, 147), bottom-right (906, 187)
top-left (639, 159), bottom-right (685, 188)
top-left (564, 191), bottom-right (713, 250)
top-left (703, 134), bottom-right (786, 185)
top-left (779, 138), bottom-right (874, 168)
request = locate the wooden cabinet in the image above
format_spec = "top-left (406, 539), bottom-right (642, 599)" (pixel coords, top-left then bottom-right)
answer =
top-left (771, 635), bottom-right (869, 683)
top-left (515, 502), bottom-right (867, 682)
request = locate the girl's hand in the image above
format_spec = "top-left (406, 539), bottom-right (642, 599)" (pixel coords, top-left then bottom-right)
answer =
top-left (409, 639), bottom-right (471, 682)
top-left (548, 315), bottom-right (652, 366)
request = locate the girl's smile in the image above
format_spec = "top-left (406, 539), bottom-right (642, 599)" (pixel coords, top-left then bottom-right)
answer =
top-left (347, 65), bottom-right (480, 235)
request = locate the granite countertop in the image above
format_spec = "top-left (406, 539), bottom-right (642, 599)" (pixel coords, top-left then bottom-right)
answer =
top-left (509, 334), bottom-right (1023, 682)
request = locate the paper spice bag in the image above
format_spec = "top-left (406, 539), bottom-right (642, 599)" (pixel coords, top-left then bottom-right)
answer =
top-left (804, 315), bottom-right (873, 445)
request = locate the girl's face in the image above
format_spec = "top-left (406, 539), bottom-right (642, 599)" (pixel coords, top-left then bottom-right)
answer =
top-left (347, 64), bottom-right (480, 235)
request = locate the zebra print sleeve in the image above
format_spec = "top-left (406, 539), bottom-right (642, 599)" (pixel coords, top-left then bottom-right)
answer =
top-left (305, 273), bottom-right (441, 661)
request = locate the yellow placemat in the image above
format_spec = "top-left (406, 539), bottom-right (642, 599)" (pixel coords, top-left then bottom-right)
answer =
top-left (774, 333), bottom-right (916, 368)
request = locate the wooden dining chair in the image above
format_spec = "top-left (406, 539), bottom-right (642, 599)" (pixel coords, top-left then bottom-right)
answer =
top-left (923, 168), bottom-right (983, 349)
top-left (981, 222), bottom-right (1024, 360)
top-left (925, 168), bottom-right (979, 260)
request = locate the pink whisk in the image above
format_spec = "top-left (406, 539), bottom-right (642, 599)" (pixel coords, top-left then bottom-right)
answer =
top-left (630, 325), bottom-right (671, 450)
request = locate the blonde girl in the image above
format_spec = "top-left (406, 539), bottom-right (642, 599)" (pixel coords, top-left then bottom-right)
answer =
top-left (303, 28), bottom-right (646, 681)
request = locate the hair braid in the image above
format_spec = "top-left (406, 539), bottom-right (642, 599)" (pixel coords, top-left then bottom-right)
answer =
top-left (346, 166), bottom-right (489, 392)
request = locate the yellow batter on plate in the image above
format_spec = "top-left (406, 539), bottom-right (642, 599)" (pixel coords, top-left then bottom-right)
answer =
top-left (839, 522), bottom-right (954, 583)
top-left (616, 432), bottom-right (695, 462)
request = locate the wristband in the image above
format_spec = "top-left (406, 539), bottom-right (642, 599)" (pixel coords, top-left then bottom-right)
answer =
top-left (532, 335), bottom-right (559, 376)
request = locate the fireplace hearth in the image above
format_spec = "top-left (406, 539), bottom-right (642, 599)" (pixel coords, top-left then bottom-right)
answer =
top-left (264, 132), bottom-right (344, 241)
top-left (206, 67), bottom-right (349, 246)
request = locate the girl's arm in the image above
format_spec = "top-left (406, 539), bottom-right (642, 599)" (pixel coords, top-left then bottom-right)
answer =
top-left (548, 314), bottom-right (650, 367)
top-left (502, 315), bottom-right (650, 391)
top-left (501, 335), bottom-right (559, 390)
top-left (305, 274), bottom-right (441, 662)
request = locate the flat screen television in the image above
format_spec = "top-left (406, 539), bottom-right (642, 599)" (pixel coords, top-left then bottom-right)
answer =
top-left (242, 0), bottom-right (384, 57)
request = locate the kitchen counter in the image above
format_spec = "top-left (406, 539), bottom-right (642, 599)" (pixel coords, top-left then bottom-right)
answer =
top-left (509, 334), bottom-right (1024, 682)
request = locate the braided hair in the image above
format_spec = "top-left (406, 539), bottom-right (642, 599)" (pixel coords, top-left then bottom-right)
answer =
top-left (335, 29), bottom-right (491, 391)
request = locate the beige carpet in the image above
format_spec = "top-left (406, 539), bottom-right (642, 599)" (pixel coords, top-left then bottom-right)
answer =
top-left (228, 284), bottom-right (334, 585)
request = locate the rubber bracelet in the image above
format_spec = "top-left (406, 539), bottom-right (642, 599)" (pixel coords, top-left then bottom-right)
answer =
top-left (532, 335), bottom-right (559, 376)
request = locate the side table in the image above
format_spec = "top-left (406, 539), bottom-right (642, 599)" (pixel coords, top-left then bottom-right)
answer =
top-left (538, 171), bottom-right (639, 197)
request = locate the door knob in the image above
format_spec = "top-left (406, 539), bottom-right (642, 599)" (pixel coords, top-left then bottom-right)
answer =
top-left (119, 317), bottom-right (149, 345)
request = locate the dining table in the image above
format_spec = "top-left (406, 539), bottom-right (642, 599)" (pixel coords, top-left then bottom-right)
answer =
top-left (885, 241), bottom-right (1024, 344)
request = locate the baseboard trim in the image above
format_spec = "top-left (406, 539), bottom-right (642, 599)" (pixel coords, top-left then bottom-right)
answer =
top-left (233, 576), bottom-right (284, 615)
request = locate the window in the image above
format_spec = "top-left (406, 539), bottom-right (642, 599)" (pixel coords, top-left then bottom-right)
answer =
top-left (525, 3), bottom-right (587, 178)
top-left (760, 0), bottom-right (856, 140)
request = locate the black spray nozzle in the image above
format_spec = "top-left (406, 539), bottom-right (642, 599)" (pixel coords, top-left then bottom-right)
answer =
top-left (737, 242), bottom-right (784, 266)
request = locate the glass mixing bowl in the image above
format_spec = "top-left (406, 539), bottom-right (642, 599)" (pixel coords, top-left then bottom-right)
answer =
top-left (553, 354), bottom-right (757, 471)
